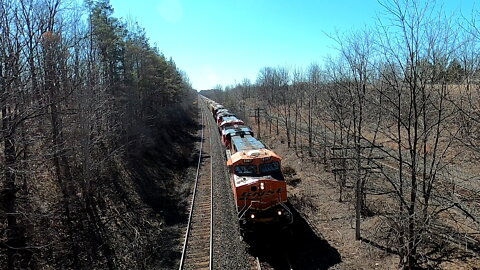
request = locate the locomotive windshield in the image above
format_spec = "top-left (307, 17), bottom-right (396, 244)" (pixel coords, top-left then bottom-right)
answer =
top-left (259, 161), bottom-right (280, 174)
top-left (234, 165), bottom-right (257, 176)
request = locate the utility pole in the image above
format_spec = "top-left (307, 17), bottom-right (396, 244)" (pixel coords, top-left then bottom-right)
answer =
top-left (330, 143), bottom-right (383, 240)
top-left (251, 108), bottom-right (263, 139)
top-left (256, 108), bottom-right (261, 139)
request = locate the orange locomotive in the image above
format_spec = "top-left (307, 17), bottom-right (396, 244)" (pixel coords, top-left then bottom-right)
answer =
top-left (226, 134), bottom-right (293, 231)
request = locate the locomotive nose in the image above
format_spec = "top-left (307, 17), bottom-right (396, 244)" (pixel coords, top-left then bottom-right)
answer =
top-left (238, 179), bottom-right (287, 210)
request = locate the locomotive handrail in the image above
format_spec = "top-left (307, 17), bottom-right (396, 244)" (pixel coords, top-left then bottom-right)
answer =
top-left (238, 203), bottom-right (249, 218)
top-left (279, 201), bottom-right (294, 225)
top-left (238, 201), bottom-right (254, 221)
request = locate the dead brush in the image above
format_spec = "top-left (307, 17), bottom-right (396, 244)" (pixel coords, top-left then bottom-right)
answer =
top-left (283, 165), bottom-right (302, 186)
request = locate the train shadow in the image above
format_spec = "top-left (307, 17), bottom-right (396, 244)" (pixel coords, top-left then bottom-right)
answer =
top-left (244, 204), bottom-right (341, 269)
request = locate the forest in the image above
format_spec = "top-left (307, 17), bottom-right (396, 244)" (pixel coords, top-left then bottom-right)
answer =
top-left (203, 0), bottom-right (480, 268)
top-left (0, 0), bottom-right (196, 269)
top-left (1, 0), bottom-right (480, 269)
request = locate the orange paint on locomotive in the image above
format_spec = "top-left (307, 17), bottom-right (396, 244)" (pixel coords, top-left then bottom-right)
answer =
top-left (227, 150), bottom-right (288, 212)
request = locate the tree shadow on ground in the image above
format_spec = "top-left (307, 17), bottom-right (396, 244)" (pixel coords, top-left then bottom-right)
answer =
top-left (362, 234), bottom-right (480, 269)
top-left (245, 203), bottom-right (341, 269)
top-left (127, 107), bottom-right (202, 226)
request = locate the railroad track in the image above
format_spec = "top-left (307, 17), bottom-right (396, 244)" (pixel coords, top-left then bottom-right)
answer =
top-left (179, 107), bottom-right (213, 270)
top-left (195, 97), bottom-right (297, 269)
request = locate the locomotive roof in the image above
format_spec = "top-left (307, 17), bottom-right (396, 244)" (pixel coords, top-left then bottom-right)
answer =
top-left (226, 130), bottom-right (253, 139)
top-left (210, 104), bottom-right (224, 110)
top-left (231, 135), bottom-right (265, 151)
top-left (221, 116), bottom-right (242, 123)
top-left (216, 111), bottom-right (235, 118)
top-left (222, 125), bottom-right (252, 136)
top-left (227, 148), bottom-right (282, 166)
top-left (215, 109), bottom-right (229, 116)
top-left (220, 117), bottom-right (244, 127)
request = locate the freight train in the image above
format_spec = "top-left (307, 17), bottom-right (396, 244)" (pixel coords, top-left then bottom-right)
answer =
top-left (203, 96), bottom-right (293, 232)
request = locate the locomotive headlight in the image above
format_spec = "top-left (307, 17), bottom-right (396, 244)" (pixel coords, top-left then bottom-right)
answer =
top-left (260, 183), bottom-right (265, 190)
top-left (250, 214), bottom-right (255, 219)
top-left (277, 210), bottom-right (282, 216)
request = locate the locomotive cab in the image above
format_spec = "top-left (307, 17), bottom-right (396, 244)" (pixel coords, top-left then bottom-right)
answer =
top-left (227, 148), bottom-right (293, 230)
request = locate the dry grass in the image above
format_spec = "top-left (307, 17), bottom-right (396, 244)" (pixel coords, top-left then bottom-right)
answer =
top-left (241, 108), bottom-right (480, 269)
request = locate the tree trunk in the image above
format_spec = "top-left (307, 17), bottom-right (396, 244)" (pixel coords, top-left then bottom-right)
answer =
top-left (2, 111), bottom-right (21, 270)
top-left (285, 104), bottom-right (291, 147)
top-left (308, 99), bottom-right (313, 156)
top-left (294, 97), bottom-right (298, 148)
top-left (44, 41), bottom-right (81, 268)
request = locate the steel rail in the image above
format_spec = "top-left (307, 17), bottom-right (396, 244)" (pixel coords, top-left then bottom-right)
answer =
top-left (179, 103), bottom-right (205, 270)
top-left (208, 99), bottom-right (214, 270)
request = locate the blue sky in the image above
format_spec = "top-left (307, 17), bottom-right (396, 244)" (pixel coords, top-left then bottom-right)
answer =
top-left (109, 0), bottom-right (477, 90)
